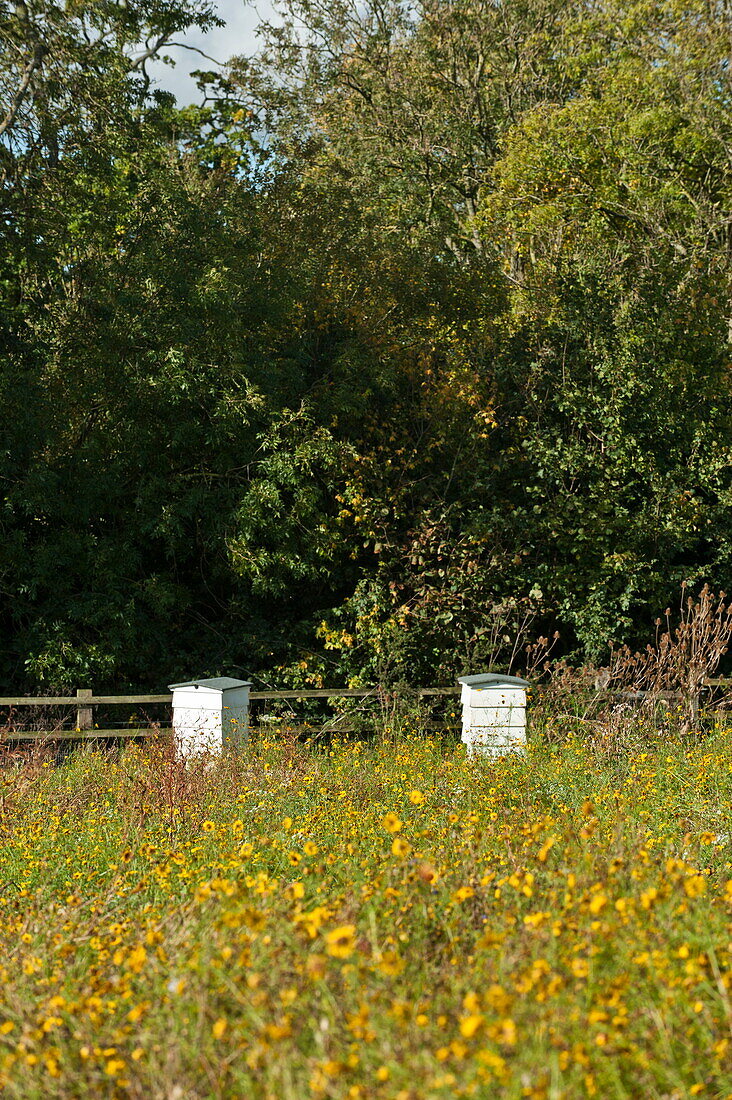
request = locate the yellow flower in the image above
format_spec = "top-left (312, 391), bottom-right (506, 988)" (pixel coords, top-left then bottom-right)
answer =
top-left (382, 813), bottom-right (402, 834)
top-left (523, 911), bottom-right (549, 928)
top-left (320, 1059), bottom-right (342, 1078)
top-left (498, 1018), bottom-right (517, 1045)
top-left (126, 944), bottom-right (147, 974)
top-left (294, 905), bottom-right (330, 939)
top-left (640, 887), bottom-right (658, 909)
top-left (212, 1017), bottom-right (228, 1039)
top-left (202, 821), bottom-right (216, 833)
top-left (538, 836), bottom-right (556, 862)
top-left (391, 837), bottom-right (411, 858)
top-left (459, 1013), bottom-right (484, 1038)
top-left (685, 875), bottom-right (706, 898)
top-left (377, 951), bottom-right (405, 976)
top-left (325, 925), bottom-right (356, 959)
top-left (408, 790), bottom-right (424, 805)
top-left (44, 1055), bottom-right (60, 1077)
top-left (266, 1018), bottom-right (292, 1041)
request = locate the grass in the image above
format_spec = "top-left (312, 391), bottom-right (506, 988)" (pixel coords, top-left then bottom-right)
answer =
top-left (1, 727), bottom-right (732, 1098)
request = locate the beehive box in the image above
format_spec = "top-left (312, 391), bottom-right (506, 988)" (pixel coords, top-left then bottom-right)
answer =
top-left (169, 677), bottom-right (251, 757)
top-left (457, 672), bottom-right (529, 758)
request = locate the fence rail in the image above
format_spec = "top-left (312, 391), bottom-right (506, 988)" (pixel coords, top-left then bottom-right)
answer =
top-left (0, 687), bottom-right (462, 706)
top-left (1, 677), bottom-right (731, 744)
top-left (0, 685), bottom-right (462, 742)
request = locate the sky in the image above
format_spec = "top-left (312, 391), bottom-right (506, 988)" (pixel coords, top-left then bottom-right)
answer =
top-left (148, 0), bottom-right (276, 104)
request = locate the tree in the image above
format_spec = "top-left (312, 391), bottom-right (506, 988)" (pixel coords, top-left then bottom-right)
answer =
top-left (477, 0), bottom-right (732, 652)
top-left (233, 0), bottom-right (589, 262)
top-left (6, 0), bottom-right (732, 690)
top-left (230, 0), bottom-right (732, 668)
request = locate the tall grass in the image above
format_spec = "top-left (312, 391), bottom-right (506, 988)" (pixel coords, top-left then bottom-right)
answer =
top-left (0, 725), bottom-right (731, 1098)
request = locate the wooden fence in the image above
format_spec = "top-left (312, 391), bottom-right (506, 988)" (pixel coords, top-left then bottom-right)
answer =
top-left (2, 678), bottom-right (732, 744)
top-left (0, 686), bottom-right (462, 743)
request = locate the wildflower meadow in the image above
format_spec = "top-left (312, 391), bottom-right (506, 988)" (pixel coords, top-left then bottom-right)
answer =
top-left (1, 723), bottom-right (732, 1099)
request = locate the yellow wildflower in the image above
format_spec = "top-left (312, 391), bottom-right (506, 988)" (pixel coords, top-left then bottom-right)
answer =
top-left (382, 813), bottom-right (402, 834)
top-left (325, 925), bottom-right (356, 959)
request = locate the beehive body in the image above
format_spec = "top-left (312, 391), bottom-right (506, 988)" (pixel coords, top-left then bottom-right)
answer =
top-left (169, 678), bottom-right (251, 757)
top-left (458, 674), bottom-right (528, 758)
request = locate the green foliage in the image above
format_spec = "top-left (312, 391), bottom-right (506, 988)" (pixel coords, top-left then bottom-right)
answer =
top-left (4, 0), bottom-right (732, 688)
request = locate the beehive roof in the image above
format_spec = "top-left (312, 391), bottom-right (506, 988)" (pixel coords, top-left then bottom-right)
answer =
top-left (168, 677), bottom-right (252, 691)
top-left (457, 672), bottom-right (529, 688)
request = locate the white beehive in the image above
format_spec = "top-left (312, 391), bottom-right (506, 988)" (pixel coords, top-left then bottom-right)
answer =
top-left (169, 677), bottom-right (252, 757)
top-left (457, 672), bottom-right (529, 759)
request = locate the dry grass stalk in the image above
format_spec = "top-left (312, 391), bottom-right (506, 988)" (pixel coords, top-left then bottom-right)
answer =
top-left (605, 584), bottom-right (732, 733)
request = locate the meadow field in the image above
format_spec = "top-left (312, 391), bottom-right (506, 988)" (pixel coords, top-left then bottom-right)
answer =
top-left (1, 725), bottom-right (731, 1099)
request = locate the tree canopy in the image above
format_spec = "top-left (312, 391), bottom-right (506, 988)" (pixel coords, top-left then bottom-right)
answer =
top-left (3, 0), bottom-right (732, 689)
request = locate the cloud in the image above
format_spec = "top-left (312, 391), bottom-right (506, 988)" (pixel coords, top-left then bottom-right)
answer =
top-left (147, 0), bottom-right (276, 105)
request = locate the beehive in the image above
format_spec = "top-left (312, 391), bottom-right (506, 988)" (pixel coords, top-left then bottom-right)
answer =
top-left (457, 672), bottom-right (529, 758)
top-left (169, 677), bottom-right (251, 757)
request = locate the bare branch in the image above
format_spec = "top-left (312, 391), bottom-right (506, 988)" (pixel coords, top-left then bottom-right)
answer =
top-left (0, 41), bottom-right (45, 140)
top-left (166, 42), bottom-right (225, 67)
top-left (130, 33), bottom-right (173, 70)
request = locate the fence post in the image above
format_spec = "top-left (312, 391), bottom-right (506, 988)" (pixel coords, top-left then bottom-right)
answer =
top-left (76, 689), bottom-right (93, 731)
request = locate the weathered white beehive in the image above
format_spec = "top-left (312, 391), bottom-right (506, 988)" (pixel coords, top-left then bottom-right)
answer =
top-left (457, 672), bottom-right (529, 759)
top-left (169, 677), bottom-right (252, 757)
